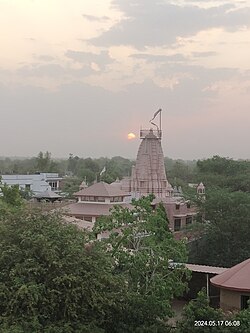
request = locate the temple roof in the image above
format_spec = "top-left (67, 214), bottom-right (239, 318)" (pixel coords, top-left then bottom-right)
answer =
top-left (33, 190), bottom-right (62, 199)
top-left (63, 202), bottom-right (132, 216)
top-left (74, 181), bottom-right (129, 197)
top-left (133, 129), bottom-right (167, 181)
top-left (63, 216), bottom-right (94, 231)
top-left (210, 258), bottom-right (250, 292)
top-left (110, 178), bottom-right (122, 189)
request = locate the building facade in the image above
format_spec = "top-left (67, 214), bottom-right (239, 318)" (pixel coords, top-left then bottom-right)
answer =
top-left (64, 181), bottom-right (131, 224)
top-left (210, 258), bottom-right (250, 311)
top-left (1, 173), bottom-right (62, 194)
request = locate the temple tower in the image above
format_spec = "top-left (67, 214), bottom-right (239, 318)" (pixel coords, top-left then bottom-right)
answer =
top-left (130, 110), bottom-right (172, 198)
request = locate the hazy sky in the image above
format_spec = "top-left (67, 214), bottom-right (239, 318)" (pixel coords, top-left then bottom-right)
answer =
top-left (1, 0), bottom-right (250, 160)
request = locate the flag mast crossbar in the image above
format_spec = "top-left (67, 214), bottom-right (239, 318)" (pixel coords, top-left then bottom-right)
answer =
top-left (140, 108), bottom-right (162, 139)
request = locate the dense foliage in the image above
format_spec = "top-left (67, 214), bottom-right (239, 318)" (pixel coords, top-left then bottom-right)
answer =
top-left (1, 153), bottom-right (250, 331)
top-left (0, 193), bottom-right (190, 332)
top-left (1, 153), bottom-right (250, 192)
top-left (177, 290), bottom-right (250, 333)
top-left (94, 195), bottom-right (189, 332)
top-left (188, 188), bottom-right (250, 267)
top-left (0, 209), bottom-right (126, 333)
top-left (0, 153), bottom-right (134, 184)
top-left (195, 155), bottom-right (250, 192)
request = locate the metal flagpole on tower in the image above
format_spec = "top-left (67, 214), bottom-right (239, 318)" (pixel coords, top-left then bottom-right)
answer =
top-left (160, 109), bottom-right (162, 139)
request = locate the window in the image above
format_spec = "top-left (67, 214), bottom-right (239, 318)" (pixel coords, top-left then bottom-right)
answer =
top-left (175, 204), bottom-right (180, 210)
top-left (84, 216), bottom-right (92, 222)
top-left (111, 196), bottom-right (123, 202)
top-left (187, 202), bottom-right (191, 209)
top-left (186, 216), bottom-right (192, 225)
top-left (174, 218), bottom-right (181, 231)
top-left (49, 181), bottom-right (58, 191)
top-left (25, 184), bottom-right (31, 190)
top-left (140, 181), bottom-right (146, 188)
top-left (241, 295), bottom-right (250, 310)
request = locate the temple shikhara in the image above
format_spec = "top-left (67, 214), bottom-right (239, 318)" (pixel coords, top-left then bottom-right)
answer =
top-left (66, 109), bottom-right (201, 232)
top-left (121, 127), bottom-right (172, 197)
top-left (122, 109), bottom-right (198, 231)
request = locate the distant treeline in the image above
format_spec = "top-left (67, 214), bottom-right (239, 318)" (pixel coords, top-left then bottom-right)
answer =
top-left (1, 153), bottom-right (250, 193)
top-left (1, 152), bottom-right (250, 268)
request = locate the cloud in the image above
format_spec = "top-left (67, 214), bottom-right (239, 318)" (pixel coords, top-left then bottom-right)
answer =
top-left (91, 1), bottom-right (250, 48)
top-left (24, 38), bottom-right (36, 41)
top-left (130, 51), bottom-right (217, 64)
top-left (130, 53), bottom-right (187, 62)
top-left (191, 51), bottom-right (218, 57)
top-left (1, 74), bottom-right (250, 159)
top-left (17, 63), bottom-right (94, 79)
top-left (82, 14), bottom-right (110, 22)
top-left (155, 62), bottom-right (237, 92)
top-left (35, 55), bottom-right (55, 62)
top-left (17, 64), bottom-right (69, 78)
top-left (65, 50), bottom-right (114, 70)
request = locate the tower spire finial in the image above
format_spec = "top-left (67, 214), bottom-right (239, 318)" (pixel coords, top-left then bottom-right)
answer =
top-left (149, 108), bottom-right (162, 138)
top-left (140, 109), bottom-right (162, 139)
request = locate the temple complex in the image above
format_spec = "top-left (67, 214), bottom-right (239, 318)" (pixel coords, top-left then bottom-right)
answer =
top-left (65, 109), bottom-right (201, 232)
top-left (119, 110), bottom-right (198, 231)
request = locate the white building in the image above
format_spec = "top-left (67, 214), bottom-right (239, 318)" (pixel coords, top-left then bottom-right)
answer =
top-left (0, 173), bottom-right (62, 194)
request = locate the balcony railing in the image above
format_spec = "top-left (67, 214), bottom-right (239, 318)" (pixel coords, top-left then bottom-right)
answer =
top-left (140, 129), bottom-right (162, 139)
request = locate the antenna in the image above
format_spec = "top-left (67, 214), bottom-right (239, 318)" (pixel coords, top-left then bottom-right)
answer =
top-left (150, 108), bottom-right (162, 138)
top-left (140, 108), bottom-right (162, 139)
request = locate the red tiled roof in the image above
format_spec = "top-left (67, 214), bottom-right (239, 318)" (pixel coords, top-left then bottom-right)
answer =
top-left (63, 202), bottom-right (132, 217)
top-left (210, 258), bottom-right (250, 292)
top-left (74, 182), bottom-right (130, 197)
top-left (63, 216), bottom-right (94, 231)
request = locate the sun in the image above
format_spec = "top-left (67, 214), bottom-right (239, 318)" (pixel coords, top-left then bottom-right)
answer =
top-left (127, 132), bottom-right (136, 140)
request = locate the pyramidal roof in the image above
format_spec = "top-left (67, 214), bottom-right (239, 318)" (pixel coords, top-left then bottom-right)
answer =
top-left (74, 181), bottom-right (129, 197)
top-left (135, 129), bottom-right (167, 180)
top-left (34, 190), bottom-right (62, 198)
top-left (210, 258), bottom-right (250, 292)
top-left (130, 128), bottom-right (168, 198)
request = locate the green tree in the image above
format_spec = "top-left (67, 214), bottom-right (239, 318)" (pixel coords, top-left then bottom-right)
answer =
top-left (230, 306), bottom-right (250, 333)
top-left (36, 151), bottom-right (59, 172)
top-left (0, 210), bottom-right (126, 333)
top-left (67, 153), bottom-right (79, 175)
top-left (196, 155), bottom-right (250, 192)
top-left (61, 177), bottom-right (82, 198)
top-left (77, 168), bottom-right (96, 184)
top-left (188, 188), bottom-right (250, 267)
top-left (94, 196), bottom-right (189, 332)
top-left (98, 156), bottom-right (134, 183)
top-left (176, 290), bottom-right (250, 333)
top-left (36, 151), bottom-right (51, 171)
top-left (84, 158), bottom-right (100, 173)
top-left (0, 183), bottom-right (23, 208)
top-left (176, 290), bottom-right (225, 333)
